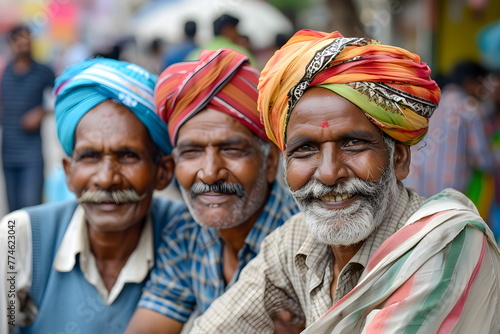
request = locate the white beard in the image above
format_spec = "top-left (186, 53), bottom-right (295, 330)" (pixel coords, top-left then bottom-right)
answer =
top-left (290, 163), bottom-right (399, 246)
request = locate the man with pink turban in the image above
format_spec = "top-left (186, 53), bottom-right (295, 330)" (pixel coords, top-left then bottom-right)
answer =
top-left (190, 30), bottom-right (500, 333)
top-left (125, 48), bottom-right (299, 334)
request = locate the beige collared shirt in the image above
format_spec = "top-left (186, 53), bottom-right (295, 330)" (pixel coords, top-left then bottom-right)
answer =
top-left (190, 185), bottom-right (426, 333)
top-left (0, 205), bottom-right (154, 333)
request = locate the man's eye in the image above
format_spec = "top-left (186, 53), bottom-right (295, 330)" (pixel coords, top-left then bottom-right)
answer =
top-left (287, 144), bottom-right (316, 158)
top-left (118, 151), bottom-right (140, 162)
top-left (76, 151), bottom-right (99, 161)
top-left (297, 144), bottom-right (315, 151)
top-left (223, 147), bottom-right (244, 154)
top-left (179, 149), bottom-right (201, 159)
top-left (345, 139), bottom-right (365, 146)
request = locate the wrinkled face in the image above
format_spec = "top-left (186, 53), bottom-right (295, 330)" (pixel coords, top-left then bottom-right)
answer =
top-left (284, 88), bottom-right (409, 246)
top-left (173, 108), bottom-right (277, 229)
top-left (10, 29), bottom-right (32, 58)
top-left (64, 101), bottom-right (172, 232)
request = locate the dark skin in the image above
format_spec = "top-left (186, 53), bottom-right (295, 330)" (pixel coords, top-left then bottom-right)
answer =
top-left (63, 101), bottom-right (173, 290)
top-left (173, 109), bottom-right (280, 283)
top-left (125, 108), bottom-right (282, 334)
top-left (285, 87), bottom-right (410, 303)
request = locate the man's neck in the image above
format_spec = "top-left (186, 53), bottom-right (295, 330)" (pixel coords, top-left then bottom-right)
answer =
top-left (218, 199), bottom-right (266, 284)
top-left (219, 218), bottom-right (255, 284)
top-left (87, 220), bottom-right (145, 290)
top-left (88, 221), bottom-right (144, 261)
top-left (13, 56), bottom-right (32, 74)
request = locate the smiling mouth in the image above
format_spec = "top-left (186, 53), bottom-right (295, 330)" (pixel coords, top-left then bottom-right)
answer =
top-left (320, 192), bottom-right (355, 202)
top-left (195, 192), bottom-right (233, 205)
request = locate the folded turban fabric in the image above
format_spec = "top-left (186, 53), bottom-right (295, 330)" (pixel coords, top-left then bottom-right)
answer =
top-left (258, 30), bottom-right (442, 151)
top-left (53, 58), bottom-right (171, 155)
top-left (155, 48), bottom-right (267, 145)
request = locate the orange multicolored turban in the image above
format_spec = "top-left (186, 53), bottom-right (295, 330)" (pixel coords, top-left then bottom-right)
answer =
top-left (155, 48), bottom-right (267, 145)
top-left (258, 30), bottom-right (442, 151)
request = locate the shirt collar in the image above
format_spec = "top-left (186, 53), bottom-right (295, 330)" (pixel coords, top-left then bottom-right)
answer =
top-left (53, 205), bottom-right (155, 304)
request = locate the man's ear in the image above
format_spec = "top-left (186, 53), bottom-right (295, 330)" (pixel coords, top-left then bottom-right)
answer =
top-left (393, 142), bottom-right (411, 181)
top-left (155, 154), bottom-right (174, 190)
top-left (265, 144), bottom-right (281, 184)
top-left (62, 157), bottom-right (76, 193)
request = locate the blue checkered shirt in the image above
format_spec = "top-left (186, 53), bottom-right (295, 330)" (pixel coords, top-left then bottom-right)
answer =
top-left (138, 181), bottom-right (300, 322)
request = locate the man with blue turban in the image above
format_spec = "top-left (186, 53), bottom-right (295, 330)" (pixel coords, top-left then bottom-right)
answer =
top-left (0, 58), bottom-right (189, 333)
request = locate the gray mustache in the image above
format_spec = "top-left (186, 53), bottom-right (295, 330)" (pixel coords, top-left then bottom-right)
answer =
top-left (77, 189), bottom-right (146, 204)
top-left (291, 178), bottom-right (379, 202)
top-left (191, 181), bottom-right (245, 198)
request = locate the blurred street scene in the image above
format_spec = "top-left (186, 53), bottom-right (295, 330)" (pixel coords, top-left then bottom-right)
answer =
top-left (0, 0), bottom-right (499, 239)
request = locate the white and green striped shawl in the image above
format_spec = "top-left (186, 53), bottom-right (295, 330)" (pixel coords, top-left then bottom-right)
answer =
top-left (303, 188), bottom-right (500, 333)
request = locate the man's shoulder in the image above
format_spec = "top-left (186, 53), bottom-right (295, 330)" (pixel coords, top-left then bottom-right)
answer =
top-left (150, 197), bottom-right (190, 227)
top-left (11, 200), bottom-right (76, 219)
top-left (410, 188), bottom-right (480, 219)
top-left (151, 196), bottom-right (187, 212)
top-left (264, 212), bottom-right (309, 246)
top-left (31, 61), bottom-right (55, 81)
top-left (0, 201), bottom-right (79, 244)
top-left (398, 188), bottom-right (496, 247)
top-left (32, 60), bottom-right (53, 72)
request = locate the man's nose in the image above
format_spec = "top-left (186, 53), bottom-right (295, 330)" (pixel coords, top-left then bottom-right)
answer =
top-left (92, 157), bottom-right (122, 190)
top-left (197, 150), bottom-right (228, 184)
top-left (313, 146), bottom-right (348, 186)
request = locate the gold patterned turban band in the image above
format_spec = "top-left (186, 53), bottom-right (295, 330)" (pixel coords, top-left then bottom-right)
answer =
top-left (258, 30), bottom-right (442, 151)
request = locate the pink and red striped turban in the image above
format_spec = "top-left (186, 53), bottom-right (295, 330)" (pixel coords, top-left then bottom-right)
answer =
top-left (155, 48), bottom-right (267, 145)
top-left (258, 30), bottom-right (442, 151)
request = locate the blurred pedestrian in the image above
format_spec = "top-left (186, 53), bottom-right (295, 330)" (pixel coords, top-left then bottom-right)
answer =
top-left (162, 20), bottom-right (198, 69)
top-left (404, 60), bottom-right (495, 220)
top-left (185, 14), bottom-right (257, 67)
top-left (478, 21), bottom-right (500, 242)
top-left (0, 25), bottom-right (55, 211)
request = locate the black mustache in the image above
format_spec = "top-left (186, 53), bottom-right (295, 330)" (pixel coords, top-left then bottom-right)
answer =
top-left (191, 181), bottom-right (245, 198)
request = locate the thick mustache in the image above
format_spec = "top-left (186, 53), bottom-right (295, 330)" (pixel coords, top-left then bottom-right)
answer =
top-left (191, 181), bottom-right (245, 198)
top-left (78, 189), bottom-right (146, 204)
top-left (291, 178), bottom-right (380, 202)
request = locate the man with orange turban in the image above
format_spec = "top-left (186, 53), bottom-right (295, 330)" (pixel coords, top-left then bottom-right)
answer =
top-left (125, 48), bottom-right (299, 334)
top-left (190, 30), bottom-right (500, 333)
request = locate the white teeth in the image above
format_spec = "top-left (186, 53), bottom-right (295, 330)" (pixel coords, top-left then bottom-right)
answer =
top-left (208, 203), bottom-right (219, 208)
top-left (321, 193), bottom-right (353, 202)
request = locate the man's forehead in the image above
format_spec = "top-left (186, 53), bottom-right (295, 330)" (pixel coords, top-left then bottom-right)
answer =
top-left (179, 108), bottom-right (255, 137)
top-left (176, 136), bottom-right (256, 148)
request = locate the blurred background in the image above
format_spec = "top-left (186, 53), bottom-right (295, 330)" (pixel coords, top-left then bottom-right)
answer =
top-left (0, 0), bottom-right (499, 222)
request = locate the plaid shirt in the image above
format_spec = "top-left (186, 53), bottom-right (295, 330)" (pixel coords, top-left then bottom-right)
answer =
top-left (404, 84), bottom-right (494, 196)
top-left (138, 181), bottom-right (300, 323)
top-left (190, 184), bottom-right (426, 333)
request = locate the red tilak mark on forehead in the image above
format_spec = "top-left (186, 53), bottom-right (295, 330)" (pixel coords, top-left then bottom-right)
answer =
top-left (101, 113), bottom-right (113, 118)
top-left (320, 121), bottom-right (329, 128)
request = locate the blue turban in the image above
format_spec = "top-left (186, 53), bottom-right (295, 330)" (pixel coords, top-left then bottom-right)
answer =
top-left (478, 20), bottom-right (500, 71)
top-left (53, 58), bottom-right (172, 155)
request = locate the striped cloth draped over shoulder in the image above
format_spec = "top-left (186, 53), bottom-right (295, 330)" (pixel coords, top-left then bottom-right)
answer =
top-left (302, 188), bottom-right (500, 333)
